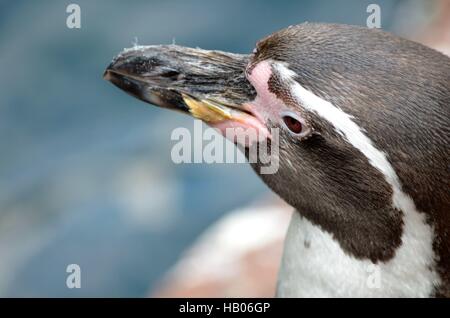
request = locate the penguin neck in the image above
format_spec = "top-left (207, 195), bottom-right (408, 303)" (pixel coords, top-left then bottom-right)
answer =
top-left (276, 210), bottom-right (440, 297)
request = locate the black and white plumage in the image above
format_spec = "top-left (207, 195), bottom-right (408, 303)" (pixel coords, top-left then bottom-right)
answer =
top-left (104, 23), bottom-right (450, 297)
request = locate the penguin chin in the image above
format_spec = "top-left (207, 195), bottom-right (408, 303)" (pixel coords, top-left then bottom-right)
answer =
top-left (178, 95), bottom-right (271, 147)
top-left (209, 120), bottom-right (270, 148)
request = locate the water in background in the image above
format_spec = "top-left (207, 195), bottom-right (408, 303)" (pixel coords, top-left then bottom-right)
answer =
top-left (0, 0), bottom-right (427, 296)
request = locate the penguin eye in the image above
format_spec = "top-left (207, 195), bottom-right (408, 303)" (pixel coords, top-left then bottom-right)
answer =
top-left (281, 112), bottom-right (311, 138)
top-left (283, 116), bottom-right (302, 134)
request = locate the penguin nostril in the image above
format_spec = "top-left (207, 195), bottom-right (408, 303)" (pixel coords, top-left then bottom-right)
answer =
top-left (162, 70), bottom-right (180, 78)
top-left (283, 115), bottom-right (303, 134)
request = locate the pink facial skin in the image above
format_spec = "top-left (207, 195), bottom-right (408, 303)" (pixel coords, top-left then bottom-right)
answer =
top-left (209, 60), bottom-right (288, 147)
top-left (212, 118), bottom-right (269, 147)
top-left (243, 60), bottom-right (287, 126)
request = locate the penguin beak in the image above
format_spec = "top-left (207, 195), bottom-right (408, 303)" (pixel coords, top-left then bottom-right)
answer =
top-left (104, 45), bottom-right (269, 139)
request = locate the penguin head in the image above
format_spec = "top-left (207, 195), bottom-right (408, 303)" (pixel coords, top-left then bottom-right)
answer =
top-left (104, 23), bottom-right (450, 261)
top-left (240, 25), bottom-right (406, 264)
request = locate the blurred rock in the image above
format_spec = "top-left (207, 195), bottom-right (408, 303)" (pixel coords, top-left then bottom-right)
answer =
top-left (418, 0), bottom-right (450, 56)
top-left (151, 197), bottom-right (292, 297)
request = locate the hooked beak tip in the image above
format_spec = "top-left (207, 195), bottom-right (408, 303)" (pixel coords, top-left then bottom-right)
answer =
top-left (103, 69), bottom-right (112, 81)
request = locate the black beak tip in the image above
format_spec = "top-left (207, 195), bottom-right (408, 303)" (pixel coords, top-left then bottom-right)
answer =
top-left (103, 69), bottom-right (109, 81)
top-left (103, 68), bottom-right (113, 81)
top-left (103, 60), bottom-right (117, 81)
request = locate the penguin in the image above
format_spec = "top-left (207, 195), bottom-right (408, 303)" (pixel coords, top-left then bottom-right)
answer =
top-left (104, 23), bottom-right (450, 297)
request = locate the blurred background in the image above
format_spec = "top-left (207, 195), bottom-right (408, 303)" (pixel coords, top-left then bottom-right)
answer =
top-left (0, 0), bottom-right (448, 297)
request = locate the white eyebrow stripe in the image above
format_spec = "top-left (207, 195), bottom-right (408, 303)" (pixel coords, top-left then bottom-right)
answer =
top-left (274, 62), bottom-right (440, 294)
top-left (274, 63), bottom-right (395, 183)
